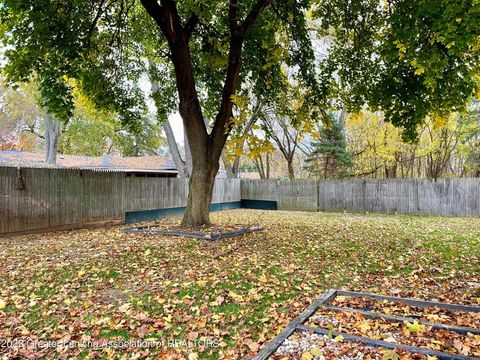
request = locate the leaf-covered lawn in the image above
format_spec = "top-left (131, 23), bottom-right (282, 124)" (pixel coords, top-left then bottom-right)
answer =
top-left (1, 210), bottom-right (479, 359)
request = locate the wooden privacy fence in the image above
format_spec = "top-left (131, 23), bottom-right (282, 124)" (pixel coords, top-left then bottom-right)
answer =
top-left (241, 179), bottom-right (318, 212)
top-left (241, 178), bottom-right (480, 217)
top-left (0, 166), bottom-right (240, 235)
top-left (2, 167), bottom-right (479, 235)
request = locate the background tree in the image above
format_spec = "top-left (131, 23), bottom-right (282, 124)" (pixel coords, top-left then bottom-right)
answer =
top-left (222, 96), bottom-right (263, 178)
top-left (0, 80), bottom-right (44, 151)
top-left (345, 106), bottom-right (480, 180)
top-left (315, 0), bottom-right (480, 140)
top-left (43, 115), bottom-right (61, 164)
top-left (0, 79), bottom-right (61, 164)
top-left (245, 133), bottom-right (275, 179)
top-left (345, 111), bottom-right (406, 178)
top-left (305, 117), bottom-right (352, 179)
top-left (260, 80), bottom-right (316, 179)
top-left (0, 79), bottom-right (164, 158)
top-left (456, 102), bottom-right (480, 177)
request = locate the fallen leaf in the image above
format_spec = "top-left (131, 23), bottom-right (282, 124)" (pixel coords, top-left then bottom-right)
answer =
top-left (383, 336), bottom-right (397, 343)
top-left (187, 331), bottom-right (198, 341)
top-left (382, 350), bottom-right (399, 360)
top-left (247, 341), bottom-right (260, 352)
top-left (310, 347), bottom-right (323, 357)
top-left (301, 351), bottom-right (313, 360)
top-left (404, 320), bottom-right (420, 333)
top-left (119, 303), bottom-right (131, 313)
top-left (334, 335), bottom-right (344, 342)
top-left (359, 322), bottom-right (371, 333)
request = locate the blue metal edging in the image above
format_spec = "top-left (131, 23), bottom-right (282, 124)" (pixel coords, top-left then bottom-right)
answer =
top-left (125, 199), bottom-right (278, 224)
top-left (125, 201), bottom-right (242, 224)
top-left (241, 199), bottom-right (278, 210)
top-left (211, 201), bottom-right (242, 211)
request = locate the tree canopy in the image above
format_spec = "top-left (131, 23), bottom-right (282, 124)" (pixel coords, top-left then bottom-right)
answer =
top-left (314, 0), bottom-right (480, 140)
top-left (0, 0), bottom-right (317, 128)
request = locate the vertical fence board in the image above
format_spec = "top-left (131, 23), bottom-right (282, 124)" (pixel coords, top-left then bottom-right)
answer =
top-left (0, 167), bottom-right (13, 233)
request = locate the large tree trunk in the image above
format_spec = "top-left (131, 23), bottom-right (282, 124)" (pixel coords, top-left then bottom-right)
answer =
top-left (178, 34), bottom-right (243, 225)
top-left (287, 159), bottom-right (295, 179)
top-left (182, 162), bottom-right (219, 226)
top-left (44, 114), bottom-right (60, 165)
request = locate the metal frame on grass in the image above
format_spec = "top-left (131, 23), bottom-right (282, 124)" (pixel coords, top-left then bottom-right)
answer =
top-left (253, 289), bottom-right (480, 360)
top-left (124, 225), bottom-right (264, 240)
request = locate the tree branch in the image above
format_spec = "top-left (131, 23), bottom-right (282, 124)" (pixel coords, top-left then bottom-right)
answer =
top-left (229, 0), bottom-right (239, 32)
top-left (140, 0), bottom-right (182, 44)
top-left (184, 13), bottom-right (200, 40)
top-left (141, 0), bottom-right (209, 161)
top-left (239, 0), bottom-right (272, 36)
top-left (21, 128), bottom-right (45, 140)
top-left (85, 0), bottom-right (108, 43)
top-left (210, 0), bottom-right (272, 159)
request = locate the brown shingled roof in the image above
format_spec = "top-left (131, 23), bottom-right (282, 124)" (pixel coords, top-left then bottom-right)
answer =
top-left (0, 151), bottom-right (178, 173)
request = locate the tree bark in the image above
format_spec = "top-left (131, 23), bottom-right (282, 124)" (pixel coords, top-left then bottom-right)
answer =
top-left (44, 114), bottom-right (60, 165)
top-left (222, 155), bottom-right (237, 179)
top-left (162, 120), bottom-right (190, 178)
top-left (287, 159), bottom-right (295, 179)
top-left (184, 127), bottom-right (193, 175)
top-left (182, 161), bottom-right (219, 226)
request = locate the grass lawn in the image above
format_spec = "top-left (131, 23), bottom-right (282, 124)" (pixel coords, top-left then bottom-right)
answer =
top-left (1, 210), bottom-right (479, 359)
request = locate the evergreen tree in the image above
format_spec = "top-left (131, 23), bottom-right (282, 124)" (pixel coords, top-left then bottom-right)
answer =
top-left (305, 119), bottom-right (352, 179)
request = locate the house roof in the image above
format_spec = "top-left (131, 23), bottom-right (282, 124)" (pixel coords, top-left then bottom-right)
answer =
top-left (0, 150), bottom-right (178, 173)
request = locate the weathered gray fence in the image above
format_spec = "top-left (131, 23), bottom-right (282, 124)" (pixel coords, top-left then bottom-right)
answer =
top-left (0, 167), bottom-right (240, 235)
top-left (241, 178), bottom-right (480, 217)
top-left (241, 179), bottom-right (318, 211)
top-left (2, 168), bottom-right (479, 235)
